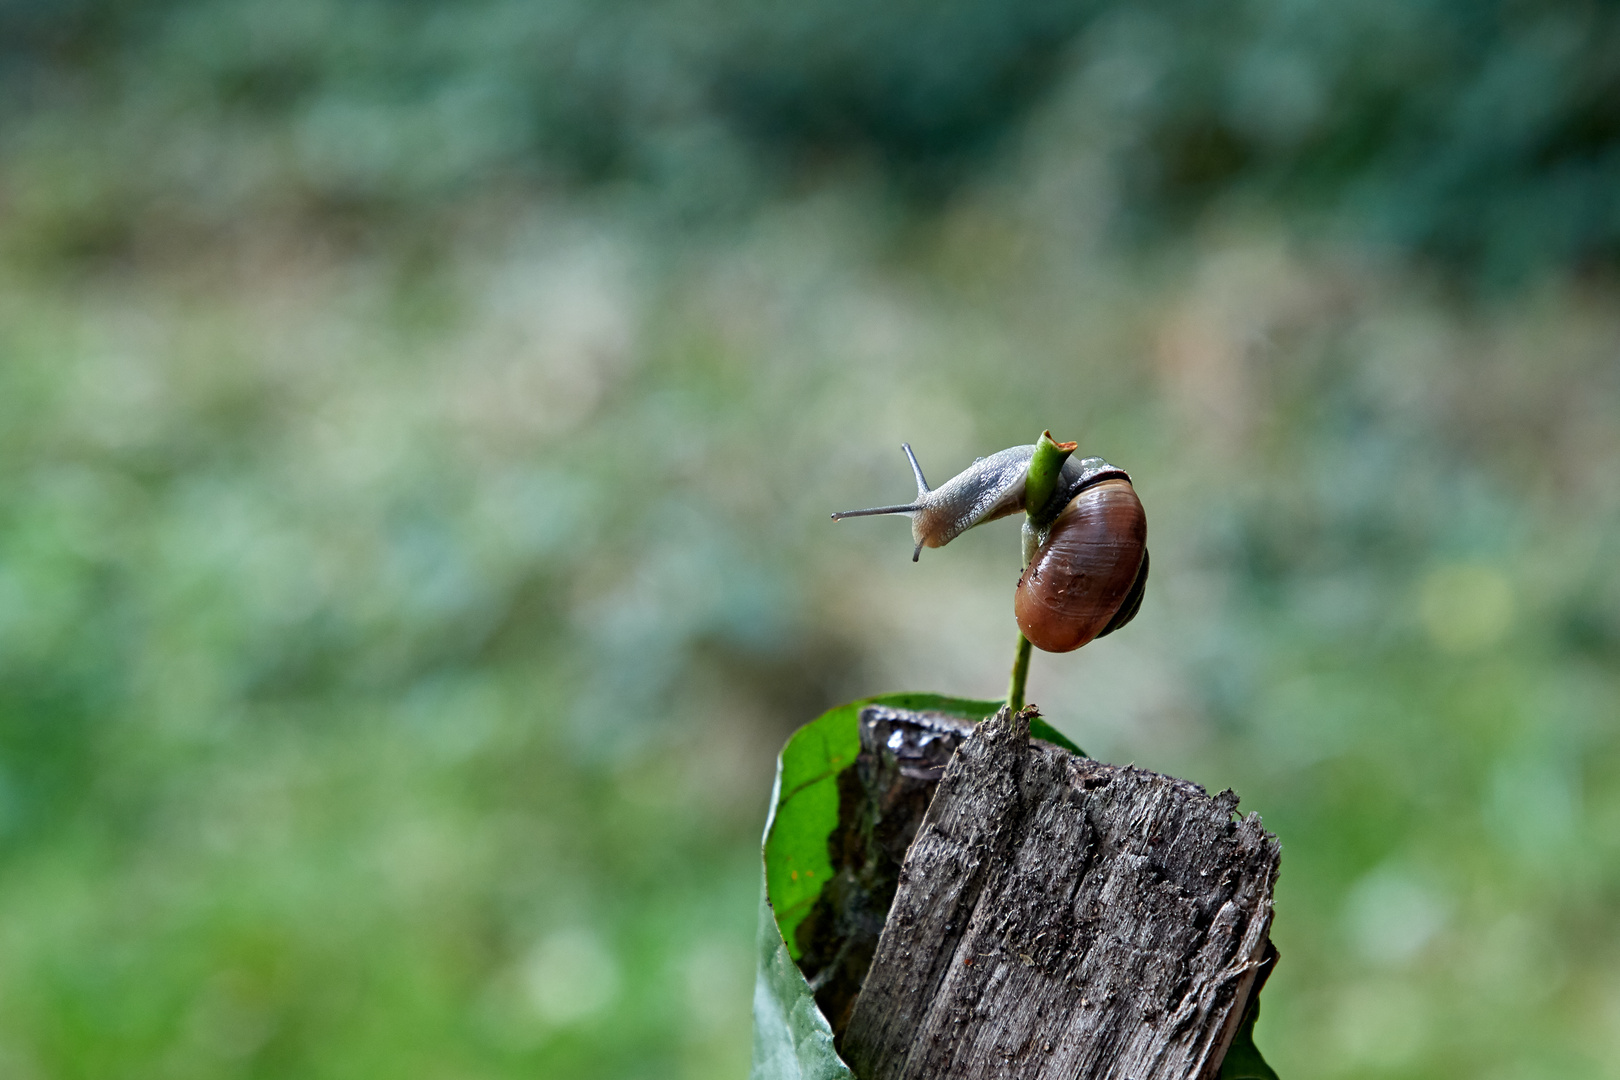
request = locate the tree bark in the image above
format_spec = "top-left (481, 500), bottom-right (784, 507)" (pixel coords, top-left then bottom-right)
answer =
top-left (838, 705), bottom-right (1280, 1080)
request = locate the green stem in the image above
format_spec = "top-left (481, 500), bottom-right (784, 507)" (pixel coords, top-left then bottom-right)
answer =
top-left (1004, 431), bottom-right (1077, 713)
top-left (1007, 631), bottom-right (1033, 712)
top-left (1023, 429), bottom-right (1078, 529)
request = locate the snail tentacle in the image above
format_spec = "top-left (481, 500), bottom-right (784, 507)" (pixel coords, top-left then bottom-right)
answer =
top-left (902, 442), bottom-right (931, 495)
top-left (830, 504), bottom-right (923, 520)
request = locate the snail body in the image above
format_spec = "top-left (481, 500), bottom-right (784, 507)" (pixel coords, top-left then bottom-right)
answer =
top-left (833, 442), bottom-right (1149, 651)
top-left (831, 443), bottom-right (1117, 561)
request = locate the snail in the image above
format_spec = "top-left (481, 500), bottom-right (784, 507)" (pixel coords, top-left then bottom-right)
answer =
top-left (832, 442), bottom-right (1148, 652)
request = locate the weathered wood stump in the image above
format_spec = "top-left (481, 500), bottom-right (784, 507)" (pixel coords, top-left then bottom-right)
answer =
top-left (804, 704), bottom-right (1280, 1080)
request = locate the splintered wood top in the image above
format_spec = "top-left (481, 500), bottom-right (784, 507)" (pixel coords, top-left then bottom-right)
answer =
top-left (841, 707), bottom-right (1279, 1080)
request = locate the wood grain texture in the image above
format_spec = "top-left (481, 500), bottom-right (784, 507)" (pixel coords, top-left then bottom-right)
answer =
top-left (841, 706), bottom-right (1280, 1080)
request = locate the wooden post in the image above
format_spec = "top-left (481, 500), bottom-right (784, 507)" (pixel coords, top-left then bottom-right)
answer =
top-left (796, 703), bottom-right (1280, 1080)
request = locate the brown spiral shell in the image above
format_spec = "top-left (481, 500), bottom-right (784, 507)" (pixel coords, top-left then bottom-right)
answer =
top-left (1014, 478), bottom-right (1148, 653)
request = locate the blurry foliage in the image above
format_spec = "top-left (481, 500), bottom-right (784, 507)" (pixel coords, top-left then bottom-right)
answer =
top-left (3, 0), bottom-right (1619, 275)
top-left (0, 3), bottom-right (1619, 1080)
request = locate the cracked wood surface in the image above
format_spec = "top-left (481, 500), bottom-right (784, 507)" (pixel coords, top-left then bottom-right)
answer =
top-left (840, 706), bottom-right (1279, 1080)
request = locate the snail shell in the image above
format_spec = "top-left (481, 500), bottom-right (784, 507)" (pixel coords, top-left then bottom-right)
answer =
top-left (1014, 478), bottom-right (1148, 653)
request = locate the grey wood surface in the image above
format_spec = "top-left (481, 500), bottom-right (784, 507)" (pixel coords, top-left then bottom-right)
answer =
top-left (841, 706), bottom-right (1280, 1080)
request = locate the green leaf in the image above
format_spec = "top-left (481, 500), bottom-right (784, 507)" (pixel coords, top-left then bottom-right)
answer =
top-left (753, 694), bottom-right (994, 1077)
top-left (751, 879), bottom-right (857, 1080)
top-left (1027, 713), bottom-right (1084, 755)
top-left (1219, 992), bottom-right (1281, 1080)
top-left (752, 693), bottom-right (1085, 1078)
top-left (762, 693), bottom-right (1001, 957)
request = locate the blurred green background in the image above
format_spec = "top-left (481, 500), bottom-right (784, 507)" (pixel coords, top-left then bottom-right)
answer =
top-left (1, 2), bottom-right (1618, 1077)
